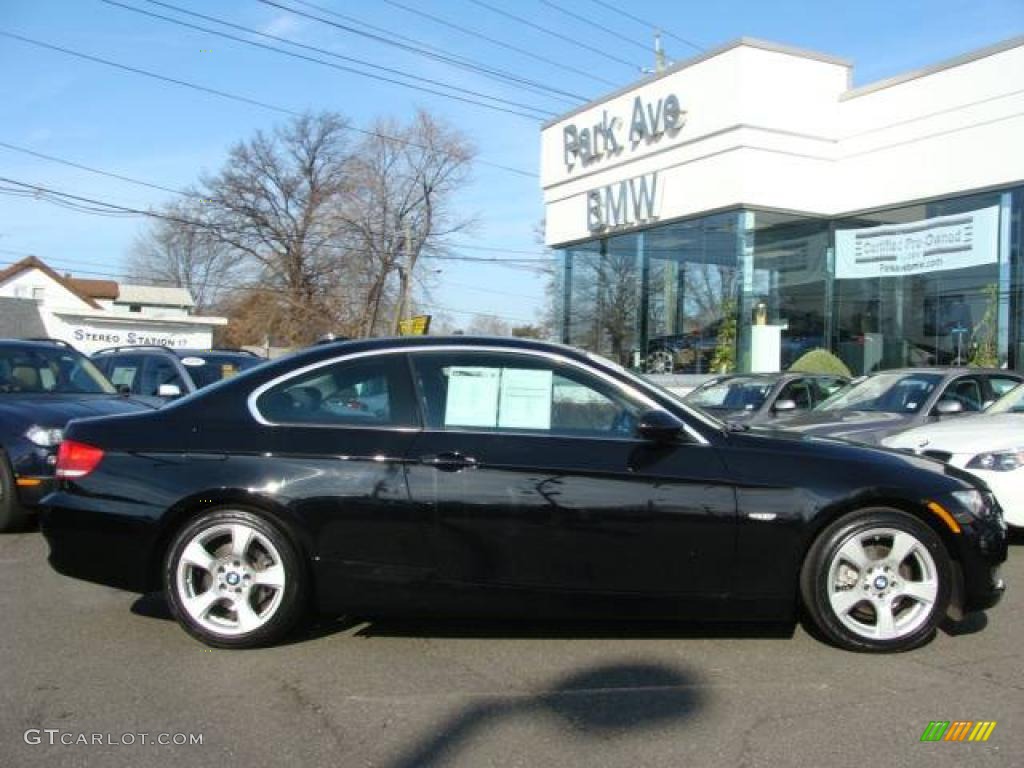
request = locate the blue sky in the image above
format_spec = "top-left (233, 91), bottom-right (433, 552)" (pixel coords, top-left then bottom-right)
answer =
top-left (1, 0), bottom-right (1022, 329)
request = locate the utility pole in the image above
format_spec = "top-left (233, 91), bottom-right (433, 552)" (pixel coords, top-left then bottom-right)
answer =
top-left (393, 221), bottom-right (413, 335)
top-left (654, 30), bottom-right (667, 73)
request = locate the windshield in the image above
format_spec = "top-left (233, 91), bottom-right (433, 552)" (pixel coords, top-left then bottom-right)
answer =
top-left (180, 353), bottom-right (263, 389)
top-left (0, 344), bottom-right (115, 395)
top-left (985, 383), bottom-right (1024, 414)
top-left (685, 377), bottom-right (774, 411)
top-left (816, 372), bottom-right (942, 414)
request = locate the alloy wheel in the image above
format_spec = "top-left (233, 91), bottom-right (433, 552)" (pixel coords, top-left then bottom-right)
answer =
top-left (174, 522), bottom-right (287, 637)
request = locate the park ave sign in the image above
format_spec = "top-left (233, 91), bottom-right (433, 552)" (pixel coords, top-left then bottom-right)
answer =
top-left (561, 93), bottom-right (686, 234)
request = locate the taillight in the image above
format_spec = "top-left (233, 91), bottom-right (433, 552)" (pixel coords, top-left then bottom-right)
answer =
top-left (55, 440), bottom-right (105, 479)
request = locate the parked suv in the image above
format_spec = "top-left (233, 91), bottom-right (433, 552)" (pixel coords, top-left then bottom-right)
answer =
top-left (91, 346), bottom-right (264, 400)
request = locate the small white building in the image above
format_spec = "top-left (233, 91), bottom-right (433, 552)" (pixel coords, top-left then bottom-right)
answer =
top-left (0, 256), bottom-right (227, 353)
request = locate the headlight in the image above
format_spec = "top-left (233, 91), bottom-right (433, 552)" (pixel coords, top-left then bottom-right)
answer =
top-left (966, 449), bottom-right (1024, 472)
top-left (25, 426), bottom-right (64, 447)
top-left (950, 489), bottom-right (994, 521)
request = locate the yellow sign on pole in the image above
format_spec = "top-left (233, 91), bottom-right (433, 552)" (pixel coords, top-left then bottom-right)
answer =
top-left (398, 315), bottom-right (431, 336)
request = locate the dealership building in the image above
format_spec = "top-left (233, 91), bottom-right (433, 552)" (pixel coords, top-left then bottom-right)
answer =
top-left (542, 36), bottom-right (1024, 376)
top-left (0, 256), bottom-right (226, 353)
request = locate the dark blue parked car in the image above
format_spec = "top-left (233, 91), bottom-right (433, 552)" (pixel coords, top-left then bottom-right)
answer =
top-left (0, 339), bottom-right (154, 531)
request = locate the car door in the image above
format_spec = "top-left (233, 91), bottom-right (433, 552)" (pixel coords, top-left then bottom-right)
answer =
top-left (245, 352), bottom-right (429, 585)
top-left (405, 349), bottom-right (736, 597)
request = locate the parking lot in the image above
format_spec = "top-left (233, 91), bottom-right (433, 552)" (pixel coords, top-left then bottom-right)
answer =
top-left (1, 529), bottom-right (1020, 768)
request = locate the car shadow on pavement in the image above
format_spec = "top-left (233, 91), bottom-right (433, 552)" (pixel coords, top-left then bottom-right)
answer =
top-left (383, 660), bottom-right (707, 768)
top-left (347, 617), bottom-right (796, 641)
top-left (130, 591), bottom-right (795, 643)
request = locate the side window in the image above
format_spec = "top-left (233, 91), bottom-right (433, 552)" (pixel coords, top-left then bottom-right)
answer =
top-left (256, 355), bottom-right (417, 427)
top-left (811, 377), bottom-right (846, 405)
top-left (139, 356), bottom-right (186, 396)
top-left (411, 352), bottom-right (642, 437)
top-left (777, 379), bottom-right (813, 410)
top-left (939, 377), bottom-right (984, 412)
top-left (104, 355), bottom-right (143, 392)
top-left (989, 376), bottom-right (1022, 399)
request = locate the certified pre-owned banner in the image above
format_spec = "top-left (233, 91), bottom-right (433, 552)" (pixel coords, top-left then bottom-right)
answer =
top-left (835, 206), bottom-right (1000, 279)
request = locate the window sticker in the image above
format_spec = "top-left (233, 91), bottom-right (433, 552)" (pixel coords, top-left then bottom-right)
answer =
top-left (444, 367), bottom-right (501, 427)
top-left (221, 364), bottom-right (238, 379)
top-left (181, 356), bottom-right (206, 367)
top-left (498, 369), bottom-right (552, 429)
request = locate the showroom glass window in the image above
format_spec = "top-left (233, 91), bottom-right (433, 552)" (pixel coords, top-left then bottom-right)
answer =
top-left (255, 354), bottom-right (418, 427)
top-left (410, 351), bottom-right (642, 438)
top-left (832, 189), bottom-right (1013, 375)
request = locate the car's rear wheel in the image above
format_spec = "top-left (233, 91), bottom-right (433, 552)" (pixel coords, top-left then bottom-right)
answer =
top-left (0, 453), bottom-right (29, 533)
top-left (164, 508), bottom-right (307, 648)
top-left (800, 508), bottom-right (951, 652)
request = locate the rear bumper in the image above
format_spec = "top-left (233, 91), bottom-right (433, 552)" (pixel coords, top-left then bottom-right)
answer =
top-left (40, 491), bottom-right (158, 593)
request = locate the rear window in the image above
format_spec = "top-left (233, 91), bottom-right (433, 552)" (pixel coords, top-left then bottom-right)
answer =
top-left (180, 354), bottom-right (263, 389)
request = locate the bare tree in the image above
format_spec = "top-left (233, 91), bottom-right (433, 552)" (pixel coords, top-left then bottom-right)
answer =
top-left (466, 313), bottom-right (511, 336)
top-left (126, 199), bottom-right (241, 311)
top-left (341, 109), bottom-right (476, 336)
top-left (198, 112), bottom-right (355, 344)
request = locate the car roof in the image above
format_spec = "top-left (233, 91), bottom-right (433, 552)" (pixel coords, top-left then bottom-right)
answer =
top-left (0, 338), bottom-right (82, 352)
top-left (862, 367), bottom-right (1017, 377)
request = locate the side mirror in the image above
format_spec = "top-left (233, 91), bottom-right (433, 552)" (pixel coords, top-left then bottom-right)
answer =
top-left (934, 399), bottom-right (964, 416)
top-left (636, 410), bottom-right (685, 442)
top-left (157, 383), bottom-right (182, 398)
top-left (772, 398), bottom-right (798, 414)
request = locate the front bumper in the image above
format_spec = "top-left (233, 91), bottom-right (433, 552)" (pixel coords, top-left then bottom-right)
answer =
top-left (954, 511), bottom-right (1008, 613)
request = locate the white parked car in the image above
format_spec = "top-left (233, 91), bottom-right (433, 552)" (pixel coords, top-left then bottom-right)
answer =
top-left (883, 384), bottom-right (1024, 528)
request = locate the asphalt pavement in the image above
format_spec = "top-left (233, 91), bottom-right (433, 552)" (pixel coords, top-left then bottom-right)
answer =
top-left (1, 530), bottom-right (1021, 768)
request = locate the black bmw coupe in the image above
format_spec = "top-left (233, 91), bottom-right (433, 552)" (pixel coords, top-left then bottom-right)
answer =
top-left (41, 337), bottom-right (1007, 651)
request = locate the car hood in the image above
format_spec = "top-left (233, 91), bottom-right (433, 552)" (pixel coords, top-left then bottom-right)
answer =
top-left (776, 410), bottom-right (916, 444)
top-left (0, 394), bottom-right (154, 432)
top-left (883, 413), bottom-right (1024, 453)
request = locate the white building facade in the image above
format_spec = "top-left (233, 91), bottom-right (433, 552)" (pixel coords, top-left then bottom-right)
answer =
top-left (0, 257), bottom-right (227, 354)
top-left (542, 36), bottom-right (1024, 375)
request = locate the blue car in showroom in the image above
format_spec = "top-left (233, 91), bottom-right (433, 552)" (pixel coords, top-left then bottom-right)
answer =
top-left (0, 338), bottom-right (154, 531)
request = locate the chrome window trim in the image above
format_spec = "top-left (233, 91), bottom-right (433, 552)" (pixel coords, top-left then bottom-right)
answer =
top-left (247, 345), bottom-right (710, 446)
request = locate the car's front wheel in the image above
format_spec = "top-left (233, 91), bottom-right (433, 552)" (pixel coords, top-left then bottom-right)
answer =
top-left (164, 508), bottom-right (307, 648)
top-left (0, 452), bottom-right (29, 533)
top-left (800, 508), bottom-right (952, 652)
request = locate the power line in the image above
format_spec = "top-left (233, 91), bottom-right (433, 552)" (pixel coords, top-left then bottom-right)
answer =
top-left (0, 30), bottom-right (538, 179)
top-left (377, 0), bottom-right (618, 89)
top-left (539, 0), bottom-right (652, 55)
top-left (101, 0), bottom-right (552, 120)
top-left (259, 0), bottom-right (586, 104)
top-left (466, 0), bottom-right (641, 71)
top-left (583, 0), bottom-right (704, 54)
top-left (0, 257), bottom-right (541, 323)
top-left (0, 176), bottom-right (555, 269)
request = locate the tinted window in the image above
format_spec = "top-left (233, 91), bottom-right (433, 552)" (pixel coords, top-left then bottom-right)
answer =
top-left (685, 377), bottom-right (774, 411)
top-left (179, 353), bottom-right (263, 389)
top-left (0, 344), bottom-right (114, 394)
top-left (817, 373), bottom-right (942, 413)
top-left (989, 376), bottom-right (1022, 398)
top-left (411, 352), bottom-right (641, 437)
top-left (101, 354), bottom-right (144, 392)
top-left (777, 379), bottom-right (813, 410)
top-left (939, 377), bottom-right (983, 412)
top-left (139, 356), bottom-right (186, 396)
top-left (256, 354), bottom-right (417, 427)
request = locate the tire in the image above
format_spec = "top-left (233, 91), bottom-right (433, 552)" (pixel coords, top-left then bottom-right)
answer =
top-left (0, 452), bottom-right (29, 533)
top-left (646, 349), bottom-right (675, 374)
top-left (164, 508), bottom-right (308, 648)
top-left (800, 508), bottom-right (952, 652)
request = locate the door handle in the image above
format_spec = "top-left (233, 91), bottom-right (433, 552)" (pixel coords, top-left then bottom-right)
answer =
top-left (420, 452), bottom-right (478, 472)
